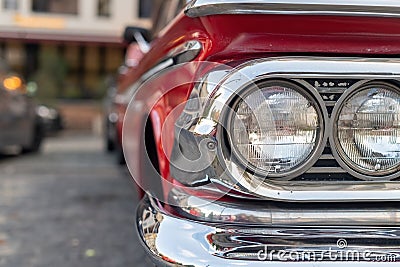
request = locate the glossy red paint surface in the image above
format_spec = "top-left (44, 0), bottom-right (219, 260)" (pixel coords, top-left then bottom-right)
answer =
top-left (121, 11), bottom-right (400, 201)
top-left (123, 61), bottom-right (201, 199)
top-left (200, 15), bottom-right (400, 59)
top-left (120, 12), bottom-right (400, 95)
top-left (115, 103), bottom-right (126, 145)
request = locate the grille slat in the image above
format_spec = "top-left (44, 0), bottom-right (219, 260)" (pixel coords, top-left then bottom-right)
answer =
top-left (296, 79), bottom-right (359, 182)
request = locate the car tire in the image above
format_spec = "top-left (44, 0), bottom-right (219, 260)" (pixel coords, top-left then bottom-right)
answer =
top-left (106, 137), bottom-right (115, 152)
top-left (105, 121), bottom-right (116, 152)
top-left (116, 143), bottom-right (126, 165)
top-left (22, 122), bottom-right (44, 153)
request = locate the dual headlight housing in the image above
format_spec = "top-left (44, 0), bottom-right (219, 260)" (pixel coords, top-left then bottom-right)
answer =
top-left (226, 80), bottom-right (400, 180)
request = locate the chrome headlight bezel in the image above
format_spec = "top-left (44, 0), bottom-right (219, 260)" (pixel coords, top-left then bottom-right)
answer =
top-left (170, 57), bottom-right (400, 202)
top-left (222, 79), bottom-right (328, 180)
top-left (331, 81), bottom-right (400, 180)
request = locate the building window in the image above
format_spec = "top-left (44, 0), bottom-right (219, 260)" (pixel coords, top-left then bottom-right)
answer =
top-left (138, 0), bottom-right (152, 18)
top-left (32, 0), bottom-right (78, 15)
top-left (3, 0), bottom-right (18, 10)
top-left (97, 0), bottom-right (111, 17)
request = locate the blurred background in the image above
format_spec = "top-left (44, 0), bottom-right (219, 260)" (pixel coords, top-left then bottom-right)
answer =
top-left (1, 0), bottom-right (152, 131)
top-left (0, 0), bottom-right (158, 266)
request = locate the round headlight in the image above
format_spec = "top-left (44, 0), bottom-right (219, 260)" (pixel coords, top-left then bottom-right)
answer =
top-left (333, 83), bottom-right (400, 178)
top-left (229, 80), bottom-right (324, 178)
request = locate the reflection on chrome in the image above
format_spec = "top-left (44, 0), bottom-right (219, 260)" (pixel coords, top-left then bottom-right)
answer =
top-left (138, 193), bottom-right (400, 266)
top-left (185, 0), bottom-right (400, 18)
top-left (231, 82), bottom-right (321, 176)
top-left (168, 188), bottom-right (400, 226)
top-left (335, 83), bottom-right (400, 179)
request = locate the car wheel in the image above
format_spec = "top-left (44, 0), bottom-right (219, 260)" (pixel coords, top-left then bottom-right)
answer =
top-left (106, 136), bottom-right (115, 152)
top-left (22, 122), bottom-right (44, 153)
top-left (116, 143), bottom-right (126, 165)
top-left (105, 120), bottom-right (116, 152)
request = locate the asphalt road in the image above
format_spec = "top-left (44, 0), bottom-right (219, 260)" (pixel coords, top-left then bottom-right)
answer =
top-left (0, 132), bottom-right (151, 267)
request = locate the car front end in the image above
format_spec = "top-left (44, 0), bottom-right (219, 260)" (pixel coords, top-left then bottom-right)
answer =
top-left (129, 1), bottom-right (400, 266)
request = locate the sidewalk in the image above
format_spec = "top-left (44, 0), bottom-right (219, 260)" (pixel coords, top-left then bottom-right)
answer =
top-left (57, 100), bottom-right (104, 134)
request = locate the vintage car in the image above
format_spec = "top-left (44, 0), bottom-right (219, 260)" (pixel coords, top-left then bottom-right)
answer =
top-left (122, 0), bottom-right (400, 265)
top-left (0, 62), bottom-right (43, 153)
top-left (103, 76), bottom-right (118, 152)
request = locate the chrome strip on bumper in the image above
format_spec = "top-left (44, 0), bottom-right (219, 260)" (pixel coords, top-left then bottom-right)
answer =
top-left (137, 194), bottom-right (400, 266)
top-left (168, 189), bottom-right (400, 226)
top-left (185, 0), bottom-right (400, 18)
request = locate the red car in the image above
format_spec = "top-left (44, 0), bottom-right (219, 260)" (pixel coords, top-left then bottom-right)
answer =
top-left (123, 0), bottom-right (400, 265)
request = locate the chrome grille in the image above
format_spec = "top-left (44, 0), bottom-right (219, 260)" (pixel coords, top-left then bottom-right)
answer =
top-left (295, 79), bottom-right (360, 181)
top-left (292, 78), bottom-right (400, 182)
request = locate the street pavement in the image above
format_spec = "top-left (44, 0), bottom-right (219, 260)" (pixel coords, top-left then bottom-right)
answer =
top-left (0, 132), bottom-right (152, 267)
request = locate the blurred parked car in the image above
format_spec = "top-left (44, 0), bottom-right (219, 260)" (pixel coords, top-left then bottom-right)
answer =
top-left (122, 0), bottom-right (400, 266)
top-left (103, 77), bottom-right (118, 152)
top-left (0, 61), bottom-right (43, 153)
top-left (36, 104), bottom-right (63, 135)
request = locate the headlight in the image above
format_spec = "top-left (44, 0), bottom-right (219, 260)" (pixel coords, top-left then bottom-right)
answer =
top-left (229, 80), bottom-right (324, 178)
top-left (333, 82), bottom-right (400, 178)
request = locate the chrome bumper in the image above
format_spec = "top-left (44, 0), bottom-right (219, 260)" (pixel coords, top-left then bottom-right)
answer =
top-left (137, 194), bottom-right (400, 266)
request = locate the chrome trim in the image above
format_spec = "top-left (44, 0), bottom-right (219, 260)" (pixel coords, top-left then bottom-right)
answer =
top-left (185, 0), bottom-right (400, 18)
top-left (172, 57), bottom-right (400, 202)
top-left (224, 79), bottom-right (328, 180)
top-left (115, 59), bottom-right (173, 105)
top-left (133, 31), bottom-right (150, 53)
top-left (138, 194), bottom-right (400, 266)
top-left (306, 167), bottom-right (347, 174)
top-left (167, 40), bottom-right (202, 65)
top-left (168, 188), bottom-right (400, 226)
top-left (320, 154), bottom-right (336, 160)
top-left (116, 40), bottom-right (202, 105)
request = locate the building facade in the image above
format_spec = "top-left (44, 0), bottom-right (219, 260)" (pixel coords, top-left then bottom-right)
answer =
top-left (0, 0), bottom-right (152, 98)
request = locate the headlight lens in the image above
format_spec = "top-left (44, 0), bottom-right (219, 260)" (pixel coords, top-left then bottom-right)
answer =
top-left (230, 81), bottom-right (322, 177)
top-left (335, 83), bottom-right (400, 177)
